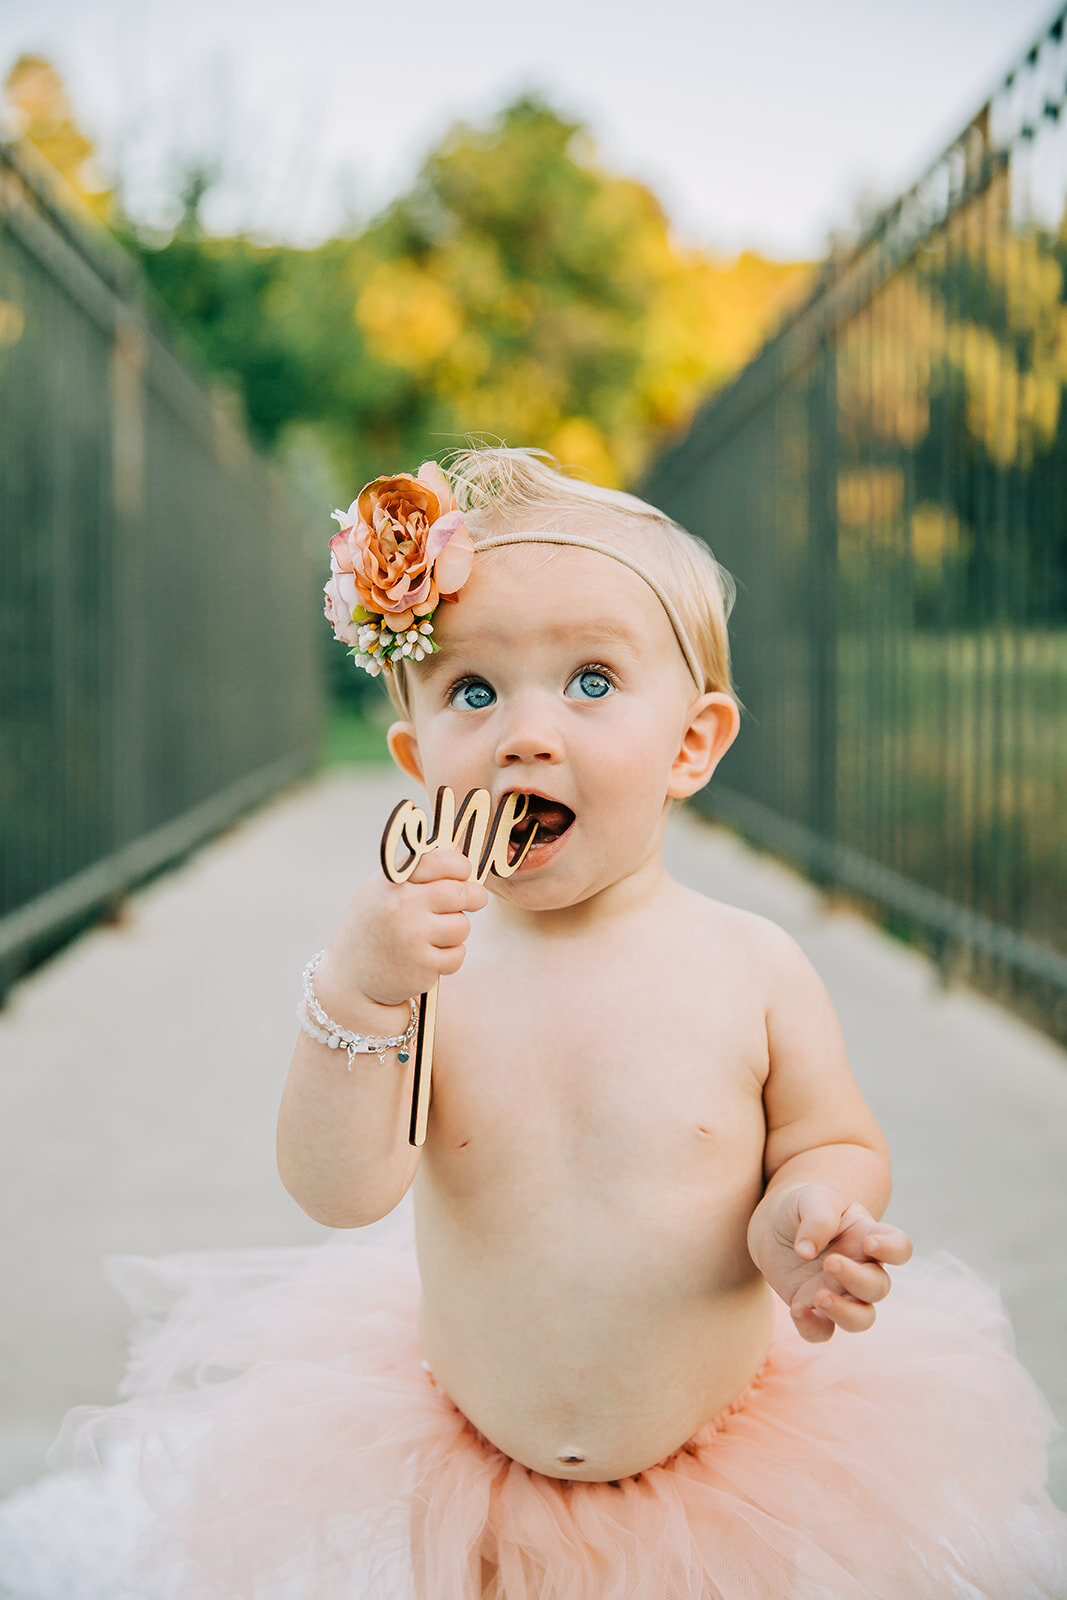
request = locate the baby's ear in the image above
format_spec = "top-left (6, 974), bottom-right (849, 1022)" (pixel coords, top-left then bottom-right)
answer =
top-left (667, 693), bottom-right (740, 799)
top-left (387, 722), bottom-right (423, 782)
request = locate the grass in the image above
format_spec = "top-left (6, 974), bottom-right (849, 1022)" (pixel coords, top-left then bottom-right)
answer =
top-left (321, 700), bottom-right (393, 766)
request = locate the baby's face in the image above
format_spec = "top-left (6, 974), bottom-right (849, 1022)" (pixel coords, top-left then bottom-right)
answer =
top-left (391, 543), bottom-right (711, 913)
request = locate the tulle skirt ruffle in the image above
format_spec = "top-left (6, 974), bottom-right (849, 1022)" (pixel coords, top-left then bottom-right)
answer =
top-left (2, 1214), bottom-right (1066, 1600)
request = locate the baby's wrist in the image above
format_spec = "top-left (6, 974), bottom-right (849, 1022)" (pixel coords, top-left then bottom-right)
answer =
top-left (314, 951), bottom-right (412, 1035)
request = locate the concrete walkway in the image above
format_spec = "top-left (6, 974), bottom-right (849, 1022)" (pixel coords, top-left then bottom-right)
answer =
top-left (1, 766), bottom-right (1065, 1507)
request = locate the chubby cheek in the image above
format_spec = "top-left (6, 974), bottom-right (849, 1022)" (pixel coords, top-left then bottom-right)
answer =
top-left (417, 734), bottom-right (491, 800)
top-left (608, 765), bottom-right (674, 835)
top-left (597, 718), bottom-right (679, 797)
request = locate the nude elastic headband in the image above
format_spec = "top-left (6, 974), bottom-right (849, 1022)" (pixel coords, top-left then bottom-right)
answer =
top-left (474, 532), bottom-right (705, 691)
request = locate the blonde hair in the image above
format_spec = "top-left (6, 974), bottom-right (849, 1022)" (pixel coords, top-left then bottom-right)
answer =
top-left (382, 446), bottom-right (740, 719)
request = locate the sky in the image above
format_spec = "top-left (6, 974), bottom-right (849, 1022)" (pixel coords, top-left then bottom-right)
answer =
top-left (0, 0), bottom-right (1060, 258)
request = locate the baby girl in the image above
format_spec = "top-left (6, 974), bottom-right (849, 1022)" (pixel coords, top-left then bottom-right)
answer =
top-left (271, 447), bottom-right (1066, 1596)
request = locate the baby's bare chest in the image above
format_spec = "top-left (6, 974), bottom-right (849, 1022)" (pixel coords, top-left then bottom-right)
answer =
top-left (431, 952), bottom-right (769, 1202)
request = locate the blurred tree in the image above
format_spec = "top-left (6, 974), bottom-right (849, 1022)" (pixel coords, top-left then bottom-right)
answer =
top-left (344, 98), bottom-right (812, 487)
top-left (109, 94), bottom-right (810, 493)
top-left (2, 55), bottom-right (115, 221)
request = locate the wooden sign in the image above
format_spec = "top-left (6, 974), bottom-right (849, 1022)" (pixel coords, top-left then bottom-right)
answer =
top-left (380, 787), bottom-right (539, 1146)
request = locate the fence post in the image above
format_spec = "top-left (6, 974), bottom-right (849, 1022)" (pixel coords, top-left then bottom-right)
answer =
top-left (108, 304), bottom-right (147, 854)
top-left (808, 334), bottom-right (838, 890)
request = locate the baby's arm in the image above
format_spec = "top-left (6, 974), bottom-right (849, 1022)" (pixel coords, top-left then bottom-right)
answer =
top-left (745, 922), bottom-right (913, 1342)
top-left (276, 850), bottom-right (487, 1227)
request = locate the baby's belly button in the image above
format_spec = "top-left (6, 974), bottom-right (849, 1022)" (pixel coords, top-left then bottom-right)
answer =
top-left (493, 1420), bottom-right (695, 1482)
top-left (421, 1361), bottom-right (708, 1480)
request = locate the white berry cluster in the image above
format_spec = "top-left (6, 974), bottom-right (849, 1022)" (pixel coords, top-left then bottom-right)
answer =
top-left (348, 617), bottom-right (436, 677)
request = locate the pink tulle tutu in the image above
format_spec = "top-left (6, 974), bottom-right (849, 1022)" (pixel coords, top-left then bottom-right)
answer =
top-left (8, 1209), bottom-right (1067, 1600)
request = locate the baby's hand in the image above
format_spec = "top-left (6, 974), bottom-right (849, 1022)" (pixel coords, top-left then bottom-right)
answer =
top-left (320, 848), bottom-right (489, 1014)
top-left (750, 1183), bottom-right (913, 1343)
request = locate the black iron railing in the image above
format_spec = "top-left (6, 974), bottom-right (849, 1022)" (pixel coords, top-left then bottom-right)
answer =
top-left (642, 8), bottom-right (1067, 1042)
top-left (0, 144), bottom-right (323, 994)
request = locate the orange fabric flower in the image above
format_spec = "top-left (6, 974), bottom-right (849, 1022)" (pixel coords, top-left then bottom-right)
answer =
top-left (327, 461), bottom-right (473, 635)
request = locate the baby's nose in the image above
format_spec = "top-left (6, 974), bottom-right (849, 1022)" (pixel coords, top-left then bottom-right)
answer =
top-left (494, 702), bottom-right (564, 766)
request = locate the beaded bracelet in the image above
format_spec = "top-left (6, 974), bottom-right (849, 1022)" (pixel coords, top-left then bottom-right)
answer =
top-left (298, 950), bottom-right (418, 1068)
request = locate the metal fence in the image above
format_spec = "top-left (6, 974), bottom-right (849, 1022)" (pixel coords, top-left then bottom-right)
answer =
top-left (0, 144), bottom-right (323, 996)
top-left (642, 8), bottom-right (1067, 1043)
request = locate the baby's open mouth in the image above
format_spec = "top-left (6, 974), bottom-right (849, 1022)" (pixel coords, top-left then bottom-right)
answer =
top-left (507, 794), bottom-right (576, 863)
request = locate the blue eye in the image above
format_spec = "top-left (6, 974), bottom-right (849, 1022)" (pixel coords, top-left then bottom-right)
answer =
top-left (449, 678), bottom-right (496, 710)
top-left (565, 669), bottom-right (614, 702)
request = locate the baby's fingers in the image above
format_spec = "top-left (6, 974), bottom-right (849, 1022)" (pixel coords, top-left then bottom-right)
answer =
top-left (408, 848), bottom-right (478, 885)
top-left (824, 1254), bottom-right (891, 1305)
top-left (861, 1226), bottom-right (913, 1266)
top-left (464, 879), bottom-right (490, 912)
top-left (428, 912), bottom-right (471, 950)
top-left (792, 1184), bottom-right (850, 1260)
top-left (789, 1298), bottom-right (836, 1344)
top-left (812, 1290), bottom-right (877, 1333)
top-left (421, 871), bottom-right (489, 914)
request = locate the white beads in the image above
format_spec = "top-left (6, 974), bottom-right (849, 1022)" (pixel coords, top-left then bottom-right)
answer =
top-left (297, 951), bottom-right (418, 1070)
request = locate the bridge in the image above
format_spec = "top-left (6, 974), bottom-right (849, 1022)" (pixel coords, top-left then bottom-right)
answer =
top-left (0, 0), bottom-right (1064, 1529)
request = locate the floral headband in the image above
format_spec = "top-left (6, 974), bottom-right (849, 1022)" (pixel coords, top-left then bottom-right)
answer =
top-left (324, 462), bottom-right (472, 676)
top-left (324, 462), bottom-right (704, 689)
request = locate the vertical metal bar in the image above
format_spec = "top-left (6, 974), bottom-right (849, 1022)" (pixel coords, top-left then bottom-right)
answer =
top-left (109, 307), bottom-right (147, 855)
top-left (931, 212), bottom-right (955, 950)
top-left (809, 332), bottom-right (838, 884)
top-left (888, 261), bottom-right (905, 879)
top-left (949, 200), bottom-right (972, 970)
top-left (1001, 126), bottom-right (1024, 997)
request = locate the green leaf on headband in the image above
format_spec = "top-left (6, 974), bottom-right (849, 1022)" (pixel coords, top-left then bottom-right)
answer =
top-left (352, 605), bottom-right (374, 623)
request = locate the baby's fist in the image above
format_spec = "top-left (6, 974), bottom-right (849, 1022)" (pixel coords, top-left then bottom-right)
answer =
top-left (752, 1183), bottom-right (913, 1343)
top-left (327, 848), bottom-right (489, 1010)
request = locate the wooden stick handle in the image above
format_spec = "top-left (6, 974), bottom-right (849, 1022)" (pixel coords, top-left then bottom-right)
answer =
top-left (408, 978), bottom-right (439, 1147)
top-left (382, 787), bottom-right (539, 1149)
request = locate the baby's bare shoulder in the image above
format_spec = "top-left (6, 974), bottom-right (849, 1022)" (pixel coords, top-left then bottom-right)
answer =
top-left (671, 887), bottom-right (810, 1002)
top-left (674, 885), bottom-right (798, 958)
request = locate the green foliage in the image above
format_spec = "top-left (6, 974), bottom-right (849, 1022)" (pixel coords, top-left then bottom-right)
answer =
top-left (112, 94), bottom-right (809, 497)
top-left (322, 700), bottom-right (392, 766)
top-left (116, 220), bottom-right (316, 448)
